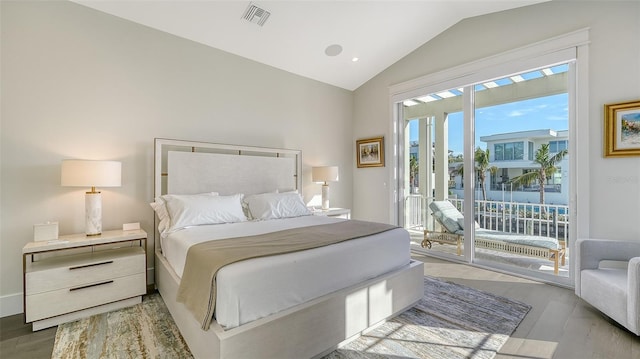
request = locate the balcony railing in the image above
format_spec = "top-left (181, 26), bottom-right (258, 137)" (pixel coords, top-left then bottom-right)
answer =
top-left (489, 183), bottom-right (562, 192)
top-left (405, 195), bottom-right (569, 242)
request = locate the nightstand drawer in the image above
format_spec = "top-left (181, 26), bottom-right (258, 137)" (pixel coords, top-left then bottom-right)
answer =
top-left (25, 247), bottom-right (145, 295)
top-left (25, 272), bottom-right (146, 322)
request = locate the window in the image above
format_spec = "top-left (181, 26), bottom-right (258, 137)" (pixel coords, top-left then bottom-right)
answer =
top-left (528, 142), bottom-right (534, 160)
top-left (494, 142), bottom-right (524, 161)
top-left (549, 140), bottom-right (568, 153)
top-left (494, 143), bottom-right (504, 161)
top-left (514, 142), bottom-right (524, 160)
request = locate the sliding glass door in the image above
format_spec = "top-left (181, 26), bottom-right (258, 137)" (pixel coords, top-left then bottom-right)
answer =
top-left (471, 65), bottom-right (571, 280)
top-left (401, 88), bottom-right (465, 261)
top-left (395, 55), bottom-right (577, 285)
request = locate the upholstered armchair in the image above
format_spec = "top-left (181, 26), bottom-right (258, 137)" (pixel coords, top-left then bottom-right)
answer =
top-left (575, 238), bottom-right (640, 336)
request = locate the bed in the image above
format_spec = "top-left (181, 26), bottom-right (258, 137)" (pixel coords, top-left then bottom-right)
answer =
top-left (152, 138), bottom-right (424, 359)
top-left (422, 200), bottom-right (566, 274)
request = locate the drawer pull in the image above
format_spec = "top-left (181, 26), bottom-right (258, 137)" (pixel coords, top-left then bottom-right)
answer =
top-left (69, 260), bottom-right (114, 270)
top-left (69, 280), bottom-right (114, 292)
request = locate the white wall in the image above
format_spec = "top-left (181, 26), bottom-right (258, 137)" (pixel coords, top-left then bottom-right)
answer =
top-left (353, 1), bottom-right (640, 240)
top-left (0, 1), bottom-right (353, 316)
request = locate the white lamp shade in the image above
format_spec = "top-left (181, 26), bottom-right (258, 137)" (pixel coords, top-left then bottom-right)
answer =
top-left (312, 166), bottom-right (339, 183)
top-left (61, 160), bottom-right (122, 187)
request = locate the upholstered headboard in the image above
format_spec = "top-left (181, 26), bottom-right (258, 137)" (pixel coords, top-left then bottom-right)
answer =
top-left (153, 138), bottom-right (303, 251)
top-left (154, 138), bottom-right (302, 198)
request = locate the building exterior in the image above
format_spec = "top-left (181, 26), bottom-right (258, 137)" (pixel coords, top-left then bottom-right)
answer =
top-left (449, 129), bottom-right (569, 205)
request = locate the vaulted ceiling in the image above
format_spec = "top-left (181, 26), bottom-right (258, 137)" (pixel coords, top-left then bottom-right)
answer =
top-left (73, 1), bottom-right (547, 91)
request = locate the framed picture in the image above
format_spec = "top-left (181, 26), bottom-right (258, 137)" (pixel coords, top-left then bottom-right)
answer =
top-left (356, 136), bottom-right (385, 168)
top-left (604, 100), bottom-right (640, 157)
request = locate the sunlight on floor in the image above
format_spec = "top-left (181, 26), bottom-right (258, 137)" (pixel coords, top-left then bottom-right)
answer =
top-left (356, 324), bottom-right (511, 358)
top-left (409, 231), bottom-right (571, 280)
top-left (499, 338), bottom-right (559, 359)
top-left (411, 251), bottom-right (547, 285)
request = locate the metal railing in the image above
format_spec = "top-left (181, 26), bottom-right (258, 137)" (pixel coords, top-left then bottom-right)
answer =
top-left (405, 195), bottom-right (569, 242)
top-left (405, 194), bottom-right (429, 231)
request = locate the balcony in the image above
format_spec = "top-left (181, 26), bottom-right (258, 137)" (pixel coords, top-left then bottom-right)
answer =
top-left (405, 195), bottom-right (570, 276)
top-left (406, 195), bottom-right (568, 239)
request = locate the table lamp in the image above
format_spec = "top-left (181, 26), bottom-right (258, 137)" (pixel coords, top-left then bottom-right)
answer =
top-left (312, 166), bottom-right (339, 210)
top-left (61, 160), bottom-right (121, 236)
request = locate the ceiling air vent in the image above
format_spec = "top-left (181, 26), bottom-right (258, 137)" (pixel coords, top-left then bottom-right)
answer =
top-left (242, 3), bottom-right (271, 27)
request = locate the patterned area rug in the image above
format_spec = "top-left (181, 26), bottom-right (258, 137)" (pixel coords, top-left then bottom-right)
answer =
top-left (52, 294), bottom-right (191, 359)
top-left (324, 276), bottom-right (531, 358)
top-left (53, 276), bottom-right (530, 359)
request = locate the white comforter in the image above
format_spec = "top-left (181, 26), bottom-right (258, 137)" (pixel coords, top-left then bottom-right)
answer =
top-left (161, 216), bottom-right (411, 329)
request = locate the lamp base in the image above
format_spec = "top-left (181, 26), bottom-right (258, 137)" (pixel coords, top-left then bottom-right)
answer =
top-left (85, 192), bottom-right (102, 236)
top-left (321, 184), bottom-right (330, 210)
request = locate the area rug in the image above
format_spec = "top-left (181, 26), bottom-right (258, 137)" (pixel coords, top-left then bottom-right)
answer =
top-left (323, 276), bottom-right (531, 358)
top-left (53, 276), bottom-right (530, 359)
top-left (52, 294), bottom-right (191, 359)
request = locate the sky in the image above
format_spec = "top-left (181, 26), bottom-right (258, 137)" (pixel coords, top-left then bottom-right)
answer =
top-left (409, 93), bottom-right (569, 155)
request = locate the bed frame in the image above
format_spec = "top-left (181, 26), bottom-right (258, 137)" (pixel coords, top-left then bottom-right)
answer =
top-left (153, 138), bottom-right (424, 359)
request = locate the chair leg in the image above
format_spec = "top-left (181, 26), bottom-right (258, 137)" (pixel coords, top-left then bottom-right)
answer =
top-left (421, 239), bottom-right (432, 249)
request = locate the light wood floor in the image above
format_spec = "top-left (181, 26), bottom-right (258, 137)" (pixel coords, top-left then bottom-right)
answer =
top-left (1, 254), bottom-right (638, 359)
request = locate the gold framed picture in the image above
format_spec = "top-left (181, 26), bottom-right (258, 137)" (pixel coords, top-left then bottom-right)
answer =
top-left (356, 136), bottom-right (385, 168)
top-left (604, 100), bottom-right (640, 157)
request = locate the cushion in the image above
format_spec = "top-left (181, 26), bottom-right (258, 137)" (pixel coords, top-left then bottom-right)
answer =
top-left (581, 268), bottom-right (628, 328)
top-left (429, 201), bottom-right (463, 233)
top-left (244, 192), bottom-right (311, 220)
top-left (457, 217), bottom-right (481, 230)
top-left (160, 192), bottom-right (246, 233)
top-left (474, 229), bottom-right (559, 250)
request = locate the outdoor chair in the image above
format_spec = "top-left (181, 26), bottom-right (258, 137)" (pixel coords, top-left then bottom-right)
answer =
top-left (422, 200), bottom-right (566, 274)
top-left (575, 238), bottom-right (640, 336)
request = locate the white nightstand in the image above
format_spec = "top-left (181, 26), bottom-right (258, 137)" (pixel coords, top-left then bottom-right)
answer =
top-left (22, 229), bottom-right (147, 331)
top-left (312, 208), bottom-right (351, 219)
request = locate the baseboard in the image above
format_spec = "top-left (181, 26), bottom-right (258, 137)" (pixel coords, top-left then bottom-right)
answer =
top-left (147, 267), bottom-right (155, 286)
top-left (0, 292), bottom-right (23, 318)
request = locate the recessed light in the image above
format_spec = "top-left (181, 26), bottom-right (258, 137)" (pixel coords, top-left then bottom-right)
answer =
top-left (352, 57), bottom-right (359, 62)
top-left (325, 44), bottom-right (343, 57)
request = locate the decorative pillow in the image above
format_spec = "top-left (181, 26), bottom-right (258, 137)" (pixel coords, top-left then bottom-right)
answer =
top-left (244, 192), bottom-right (311, 220)
top-left (160, 192), bottom-right (245, 233)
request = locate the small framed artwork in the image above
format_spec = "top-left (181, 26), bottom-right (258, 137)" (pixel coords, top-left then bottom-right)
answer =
top-left (604, 100), bottom-right (640, 157)
top-left (356, 136), bottom-right (385, 168)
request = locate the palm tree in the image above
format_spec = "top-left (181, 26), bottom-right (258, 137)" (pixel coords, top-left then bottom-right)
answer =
top-left (409, 155), bottom-right (419, 192)
top-left (475, 147), bottom-right (498, 201)
top-left (509, 143), bottom-right (568, 206)
top-left (450, 147), bottom-right (497, 201)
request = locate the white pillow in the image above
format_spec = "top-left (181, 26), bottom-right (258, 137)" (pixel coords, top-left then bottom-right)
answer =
top-left (244, 192), bottom-right (311, 220)
top-left (241, 190), bottom-right (278, 219)
top-left (150, 198), bottom-right (170, 234)
top-left (151, 192), bottom-right (221, 234)
top-left (161, 192), bottom-right (245, 233)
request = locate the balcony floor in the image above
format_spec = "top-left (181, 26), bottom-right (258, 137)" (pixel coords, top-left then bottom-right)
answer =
top-left (408, 230), bottom-right (570, 278)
